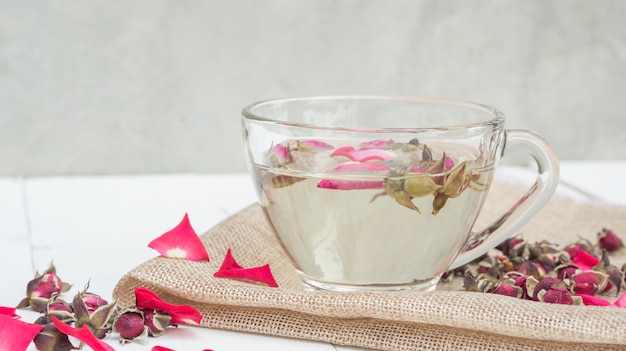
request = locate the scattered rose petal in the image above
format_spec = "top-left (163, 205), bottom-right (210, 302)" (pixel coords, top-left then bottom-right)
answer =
top-left (0, 306), bottom-right (19, 319)
top-left (613, 291), bottom-right (626, 308)
top-left (152, 346), bottom-right (176, 351)
top-left (135, 287), bottom-right (203, 325)
top-left (571, 249), bottom-right (600, 271)
top-left (52, 316), bottom-right (116, 351)
top-left (148, 213), bottom-right (210, 261)
top-left (317, 179), bottom-right (384, 190)
top-left (214, 249), bottom-right (279, 288)
top-left (578, 294), bottom-right (613, 307)
top-left (0, 313), bottom-right (44, 350)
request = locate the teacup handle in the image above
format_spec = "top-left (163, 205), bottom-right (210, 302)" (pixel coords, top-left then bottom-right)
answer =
top-left (449, 130), bottom-right (560, 269)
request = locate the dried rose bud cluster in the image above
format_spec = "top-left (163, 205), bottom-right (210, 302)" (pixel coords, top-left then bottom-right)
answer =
top-left (460, 228), bottom-right (626, 306)
top-left (15, 263), bottom-right (201, 350)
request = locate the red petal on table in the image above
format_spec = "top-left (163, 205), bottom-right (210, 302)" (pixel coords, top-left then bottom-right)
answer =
top-left (51, 316), bottom-right (115, 351)
top-left (148, 213), bottom-right (209, 261)
top-left (152, 346), bottom-right (176, 351)
top-left (135, 287), bottom-right (203, 325)
top-left (214, 249), bottom-right (279, 288)
top-left (0, 314), bottom-right (44, 350)
top-left (317, 179), bottom-right (383, 190)
top-left (571, 250), bottom-right (600, 271)
top-left (0, 306), bottom-right (19, 319)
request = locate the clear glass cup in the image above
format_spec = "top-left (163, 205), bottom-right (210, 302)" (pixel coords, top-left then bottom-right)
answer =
top-left (242, 96), bottom-right (559, 291)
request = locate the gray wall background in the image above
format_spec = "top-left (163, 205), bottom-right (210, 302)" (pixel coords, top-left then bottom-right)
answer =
top-left (1, 1), bottom-right (625, 176)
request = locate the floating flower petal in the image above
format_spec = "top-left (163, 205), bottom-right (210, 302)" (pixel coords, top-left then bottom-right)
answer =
top-left (148, 213), bottom-right (209, 261)
top-left (317, 179), bottom-right (384, 190)
top-left (135, 287), bottom-right (203, 325)
top-left (52, 317), bottom-right (115, 351)
top-left (331, 146), bottom-right (395, 162)
top-left (0, 314), bottom-right (44, 351)
top-left (331, 163), bottom-right (392, 172)
top-left (214, 249), bottom-right (279, 288)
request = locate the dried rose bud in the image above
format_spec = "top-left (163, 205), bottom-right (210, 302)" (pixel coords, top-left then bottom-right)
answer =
top-left (504, 272), bottom-right (532, 300)
top-left (531, 277), bottom-right (561, 301)
top-left (16, 263), bottom-right (71, 313)
top-left (143, 308), bottom-right (172, 337)
top-left (598, 228), bottom-right (624, 252)
top-left (555, 264), bottom-right (579, 280)
top-left (490, 281), bottom-right (522, 298)
top-left (537, 286), bottom-right (582, 305)
top-left (499, 237), bottom-right (525, 257)
top-left (571, 271), bottom-right (608, 296)
top-left (114, 309), bottom-right (148, 343)
top-left (33, 323), bottom-right (76, 351)
top-left (82, 293), bottom-right (108, 314)
top-left (478, 256), bottom-right (497, 274)
top-left (517, 261), bottom-right (546, 279)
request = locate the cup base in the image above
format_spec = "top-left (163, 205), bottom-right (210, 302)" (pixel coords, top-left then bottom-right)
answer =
top-left (299, 274), bottom-right (440, 292)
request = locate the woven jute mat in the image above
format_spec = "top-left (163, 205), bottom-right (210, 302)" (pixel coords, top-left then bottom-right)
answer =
top-left (113, 180), bottom-right (626, 350)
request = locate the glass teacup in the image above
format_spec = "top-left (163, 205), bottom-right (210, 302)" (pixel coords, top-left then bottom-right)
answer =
top-left (242, 96), bottom-right (559, 292)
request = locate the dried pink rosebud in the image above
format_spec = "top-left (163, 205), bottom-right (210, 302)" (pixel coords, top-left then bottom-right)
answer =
top-left (491, 282), bottom-right (522, 298)
top-left (17, 263), bottom-right (71, 313)
top-left (114, 310), bottom-right (148, 343)
top-left (504, 272), bottom-right (532, 300)
top-left (531, 277), bottom-right (561, 301)
top-left (598, 228), bottom-right (624, 252)
top-left (571, 271), bottom-right (608, 296)
top-left (48, 299), bottom-right (73, 314)
top-left (33, 323), bottom-right (76, 351)
top-left (538, 286), bottom-right (580, 305)
top-left (556, 264), bottom-right (579, 280)
top-left (517, 261), bottom-right (545, 279)
top-left (143, 308), bottom-right (171, 337)
top-left (499, 237), bottom-right (525, 257)
top-left (82, 293), bottom-right (108, 314)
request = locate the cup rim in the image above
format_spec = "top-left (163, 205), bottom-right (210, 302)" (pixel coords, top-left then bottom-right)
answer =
top-left (242, 95), bottom-right (504, 132)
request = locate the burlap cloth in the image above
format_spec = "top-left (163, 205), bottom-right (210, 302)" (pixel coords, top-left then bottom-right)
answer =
top-left (113, 180), bottom-right (626, 350)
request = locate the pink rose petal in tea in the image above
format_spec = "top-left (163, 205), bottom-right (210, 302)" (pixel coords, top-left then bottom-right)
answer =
top-left (330, 146), bottom-right (395, 162)
top-left (299, 139), bottom-right (334, 150)
top-left (0, 314), bottom-right (43, 350)
top-left (51, 316), bottom-right (115, 351)
top-left (331, 163), bottom-right (392, 172)
top-left (409, 166), bottom-right (427, 174)
top-left (214, 249), bottom-right (279, 288)
top-left (359, 139), bottom-right (390, 149)
top-left (148, 213), bottom-right (209, 261)
top-left (135, 287), bottom-right (203, 325)
top-left (317, 179), bottom-right (384, 190)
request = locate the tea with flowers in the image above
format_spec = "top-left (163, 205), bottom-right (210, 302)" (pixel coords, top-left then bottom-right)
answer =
top-left (253, 138), bottom-right (495, 286)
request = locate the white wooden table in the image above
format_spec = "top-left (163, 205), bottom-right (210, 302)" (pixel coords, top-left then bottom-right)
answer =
top-left (2, 161), bottom-right (625, 351)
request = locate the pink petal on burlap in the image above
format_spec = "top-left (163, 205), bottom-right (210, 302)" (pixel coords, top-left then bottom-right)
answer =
top-left (135, 287), bottom-right (203, 325)
top-left (214, 249), bottom-right (279, 288)
top-left (0, 314), bottom-right (44, 351)
top-left (317, 179), bottom-right (384, 190)
top-left (613, 291), bottom-right (626, 308)
top-left (52, 316), bottom-right (115, 351)
top-left (148, 213), bottom-right (209, 261)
